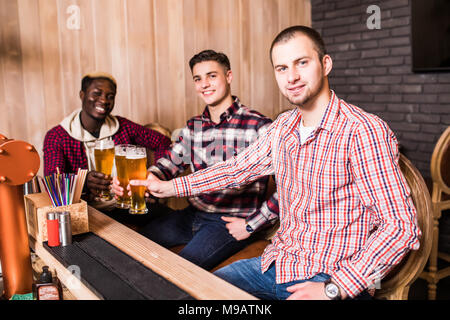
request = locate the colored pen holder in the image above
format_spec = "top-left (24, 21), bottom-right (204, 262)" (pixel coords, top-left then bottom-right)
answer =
top-left (24, 192), bottom-right (89, 245)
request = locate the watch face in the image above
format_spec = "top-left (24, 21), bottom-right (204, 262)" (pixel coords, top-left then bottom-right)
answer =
top-left (246, 224), bottom-right (254, 233)
top-left (325, 283), bottom-right (339, 298)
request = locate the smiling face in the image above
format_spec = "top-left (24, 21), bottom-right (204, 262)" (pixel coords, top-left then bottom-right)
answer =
top-left (192, 60), bottom-right (232, 107)
top-left (80, 78), bottom-right (116, 121)
top-left (271, 33), bottom-right (332, 109)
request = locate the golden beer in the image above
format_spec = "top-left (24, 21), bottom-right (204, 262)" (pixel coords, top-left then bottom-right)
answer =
top-left (114, 144), bottom-right (135, 209)
top-left (127, 147), bottom-right (148, 214)
top-left (94, 139), bottom-right (115, 200)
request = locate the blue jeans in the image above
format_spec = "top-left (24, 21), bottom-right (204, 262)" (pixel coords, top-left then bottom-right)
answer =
top-left (139, 205), bottom-right (255, 270)
top-left (214, 257), bottom-right (330, 300)
top-left (214, 257), bottom-right (374, 300)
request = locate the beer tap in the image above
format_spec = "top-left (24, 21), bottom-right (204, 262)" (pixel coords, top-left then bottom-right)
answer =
top-left (0, 134), bottom-right (40, 299)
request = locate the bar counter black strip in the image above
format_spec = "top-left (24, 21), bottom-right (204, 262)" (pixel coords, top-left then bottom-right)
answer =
top-left (44, 232), bottom-right (193, 300)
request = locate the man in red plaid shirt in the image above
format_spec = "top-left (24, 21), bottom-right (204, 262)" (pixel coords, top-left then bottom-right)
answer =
top-left (113, 50), bottom-right (279, 270)
top-left (131, 27), bottom-right (420, 300)
top-left (43, 72), bottom-right (171, 202)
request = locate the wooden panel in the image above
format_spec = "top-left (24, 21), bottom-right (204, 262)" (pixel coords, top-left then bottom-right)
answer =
top-left (239, 0), bottom-right (252, 107)
top-left (58, 0), bottom-right (82, 118)
top-left (0, 0), bottom-right (12, 137)
top-left (126, 0), bottom-right (156, 124)
top-left (250, 0), bottom-right (280, 117)
top-left (0, 42), bottom-right (7, 137)
top-left (181, 0), bottom-right (198, 119)
top-left (91, 0), bottom-right (112, 74)
top-left (227, 0), bottom-right (242, 103)
top-left (153, 0), bottom-right (187, 129)
top-left (0, 0), bottom-right (311, 175)
top-left (109, 0), bottom-right (130, 119)
top-left (78, 0), bottom-right (96, 74)
top-left (38, 0), bottom-right (64, 130)
top-left (0, 0), bottom-right (27, 141)
top-left (17, 0), bottom-right (47, 156)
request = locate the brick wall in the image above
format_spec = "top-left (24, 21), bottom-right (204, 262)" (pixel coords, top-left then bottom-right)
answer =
top-left (311, 0), bottom-right (450, 179)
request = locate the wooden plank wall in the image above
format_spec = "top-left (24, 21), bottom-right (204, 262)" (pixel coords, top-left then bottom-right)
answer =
top-left (0, 0), bottom-right (311, 175)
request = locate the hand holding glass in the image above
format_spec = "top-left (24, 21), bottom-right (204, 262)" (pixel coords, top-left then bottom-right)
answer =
top-left (127, 147), bottom-right (148, 214)
top-left (114, 144), bottom-right (135, 209)
top-left (94, 139), bottom-right (115, 200)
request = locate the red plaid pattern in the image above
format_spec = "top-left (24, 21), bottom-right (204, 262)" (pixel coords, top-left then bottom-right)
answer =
top-left (150, 97), bottom-right (279, 231)
top-left (173, 91), bottom-right (420, 297)
top-left (43, 116), bottom-right (171, 176)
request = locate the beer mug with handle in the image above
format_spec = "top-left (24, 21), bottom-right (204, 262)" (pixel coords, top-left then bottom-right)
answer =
top-left (127, 146), bottom-right (148, 214)
top-left (94, 139), bottom-right (115, 200)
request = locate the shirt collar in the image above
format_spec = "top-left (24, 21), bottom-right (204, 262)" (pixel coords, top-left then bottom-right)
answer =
top-left (287, 90), bottom-right (339, 136)
top-left (315, 90), bottom-right (340, 133)
top-left (201, 96), bottom-right (241, 123)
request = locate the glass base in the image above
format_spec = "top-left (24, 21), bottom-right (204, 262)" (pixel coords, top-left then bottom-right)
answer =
top-left (115, 201), bottom-right (130, 209)
top-left (128, 208), bottom-right (148, 215)
top-left (100, 192), bottom-right (112, 201)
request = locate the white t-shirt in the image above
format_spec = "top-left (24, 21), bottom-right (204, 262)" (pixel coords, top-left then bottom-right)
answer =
top-left (299, 119), bottom-right (316, 145)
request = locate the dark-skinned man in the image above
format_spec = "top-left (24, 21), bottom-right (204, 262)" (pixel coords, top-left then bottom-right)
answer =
top-left (43, 71), bottom-right (171, 204)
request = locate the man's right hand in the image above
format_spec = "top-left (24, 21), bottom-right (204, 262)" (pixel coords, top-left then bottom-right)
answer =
top-left (129, 172), bottom-right (176, 198)
top-left (86, 170), bottom-right (112, 197)
top-left (112, 176), bottom-right (124, 198)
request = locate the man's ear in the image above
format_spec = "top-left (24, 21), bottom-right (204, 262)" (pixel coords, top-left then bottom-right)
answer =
top-left (322, 54), bottom-right (333, 77)
top-left (79, 90), bottom-right (85, 101)
top-left (226, 70), bottom-right (233, 85)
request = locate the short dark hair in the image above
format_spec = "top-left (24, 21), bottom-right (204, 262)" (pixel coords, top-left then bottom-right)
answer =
top-left (189, 50), bottom-right (231, 72)
top-left (81, 75), bottom-right (117, 92)
top-left (269, 25), bottom-right (327, 65)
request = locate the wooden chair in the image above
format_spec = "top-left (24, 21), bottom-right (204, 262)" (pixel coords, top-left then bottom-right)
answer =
top-left (144, 122), bottom-right (172, 140)
top-left (419, 126), bottom-right (450, 300)
top-left (144, 122), bottom-right (172, 167)
top-left (374, 154), bottom-right (433, 300)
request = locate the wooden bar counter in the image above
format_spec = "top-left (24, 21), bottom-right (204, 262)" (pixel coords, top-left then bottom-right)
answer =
top-left (29, 205), bottom-right (256, 300)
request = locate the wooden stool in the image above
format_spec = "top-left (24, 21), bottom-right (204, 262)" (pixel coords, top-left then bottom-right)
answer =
top-left (419, 126), bottom-right (450, 299)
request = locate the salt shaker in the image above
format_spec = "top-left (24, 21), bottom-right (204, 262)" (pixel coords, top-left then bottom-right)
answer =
top-left (58, 211), bottom-right (72, 246)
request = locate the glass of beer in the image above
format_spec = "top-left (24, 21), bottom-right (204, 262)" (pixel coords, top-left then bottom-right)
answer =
top-left (127, 146), bottom-right (148, 214)
top-left (94, 139), bottom-right (115, 200)
top-left (114, 144), bottom-right (135, 209)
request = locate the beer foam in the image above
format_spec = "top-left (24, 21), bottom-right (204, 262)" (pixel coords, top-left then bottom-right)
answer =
top-left (126, 154), bottom-right (146, 159)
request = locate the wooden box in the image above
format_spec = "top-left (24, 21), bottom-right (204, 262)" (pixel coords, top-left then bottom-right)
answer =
top-left (24, 193), bottom-right (89, 243)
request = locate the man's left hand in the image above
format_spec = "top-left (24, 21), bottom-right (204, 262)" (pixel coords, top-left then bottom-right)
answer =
top-left (221, 216), bottom-right (251, 241)
top-left (286, 281), bottom-right (348, 300)
top-left (286, 281), bottom-right (330, 300)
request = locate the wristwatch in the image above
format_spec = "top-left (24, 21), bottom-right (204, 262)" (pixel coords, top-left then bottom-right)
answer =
top-left (245, 223), bottom-right (254, 234)
top-left (324, 278), bottom-right (342, 300)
